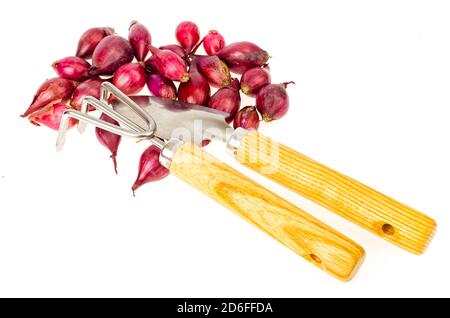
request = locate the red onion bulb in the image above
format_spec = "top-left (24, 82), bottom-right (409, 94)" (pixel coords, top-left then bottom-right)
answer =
top-left (207, 78), bottom-right (241, 123)
top-left (178, 62), bottom-right (210, 106)
top-left (132, 145), bottom-right (170, 195)
top-left (218, 41), bottom-right (270, 74)
top-left (95, 113), bottom-right (122, 174)
top-left (148, 46), bottom-right (189, 82)
top-left (52, 56), bottom-right (91, 81)
top-left (70, 78), bottom-right (104, 111)
top-left (76, 27), bottom-right (115, 59)
top-left (233, 106), bottom-right (260, 130)
top-left (90, 35), bottom-right (134, 76)
top-left (240, 66), bottom-right (271, 97)
top-left (22, 78), bottom-right (75, 117)
top-left (28, 103), bottom-right (76, 130)
top-left (128, 21), bottom-right (152, 62)
top-left (175, 21), bottom-right (200, 54)
top-left (196, 55), bottom-right (231, 88)
top-left (203, 30), bottom-right (225, 55)
top-left (256, 82), bottom-right (293, 122)
top-left (147, 74), bottom-right (177, 100)
top-left (112, 63), bottom-right (146, 96)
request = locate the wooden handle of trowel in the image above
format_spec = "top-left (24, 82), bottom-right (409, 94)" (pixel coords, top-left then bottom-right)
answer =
top-left (232, 130), bottom-right (437, 255)
top-left (166, 141), bottom-right (365, 281)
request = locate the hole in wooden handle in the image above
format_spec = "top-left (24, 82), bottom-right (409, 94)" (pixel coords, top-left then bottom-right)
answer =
top-left (310, 253), bottom-right (322, 264)
top-left (382, 223), bottom-right (395, 236)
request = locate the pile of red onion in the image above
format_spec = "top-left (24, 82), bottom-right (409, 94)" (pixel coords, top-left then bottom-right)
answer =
top-left (22, 21), bottom-right (293, 193)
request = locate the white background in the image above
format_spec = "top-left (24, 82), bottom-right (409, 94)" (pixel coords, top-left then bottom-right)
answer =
top-left (0, 0), bottom-right (449, 297)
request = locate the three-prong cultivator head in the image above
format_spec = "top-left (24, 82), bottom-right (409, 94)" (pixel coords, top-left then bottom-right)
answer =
top-left (56, 82), bottom-right (165, 152)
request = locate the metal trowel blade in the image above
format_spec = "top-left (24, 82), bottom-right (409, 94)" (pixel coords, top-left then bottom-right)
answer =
top-left (112, 96), bottom-right (230, 145)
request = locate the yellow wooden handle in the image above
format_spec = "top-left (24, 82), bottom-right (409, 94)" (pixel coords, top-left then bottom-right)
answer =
top-left (235, 131), bottom-right (437, 255)
top-left (169, 143), bottom-right (365, 281)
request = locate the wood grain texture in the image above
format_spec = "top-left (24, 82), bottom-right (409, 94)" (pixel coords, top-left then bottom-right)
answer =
top-left (170, 143), bottom-right (365, 281)
top-left (236, 131), bottom-right (437, 255)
